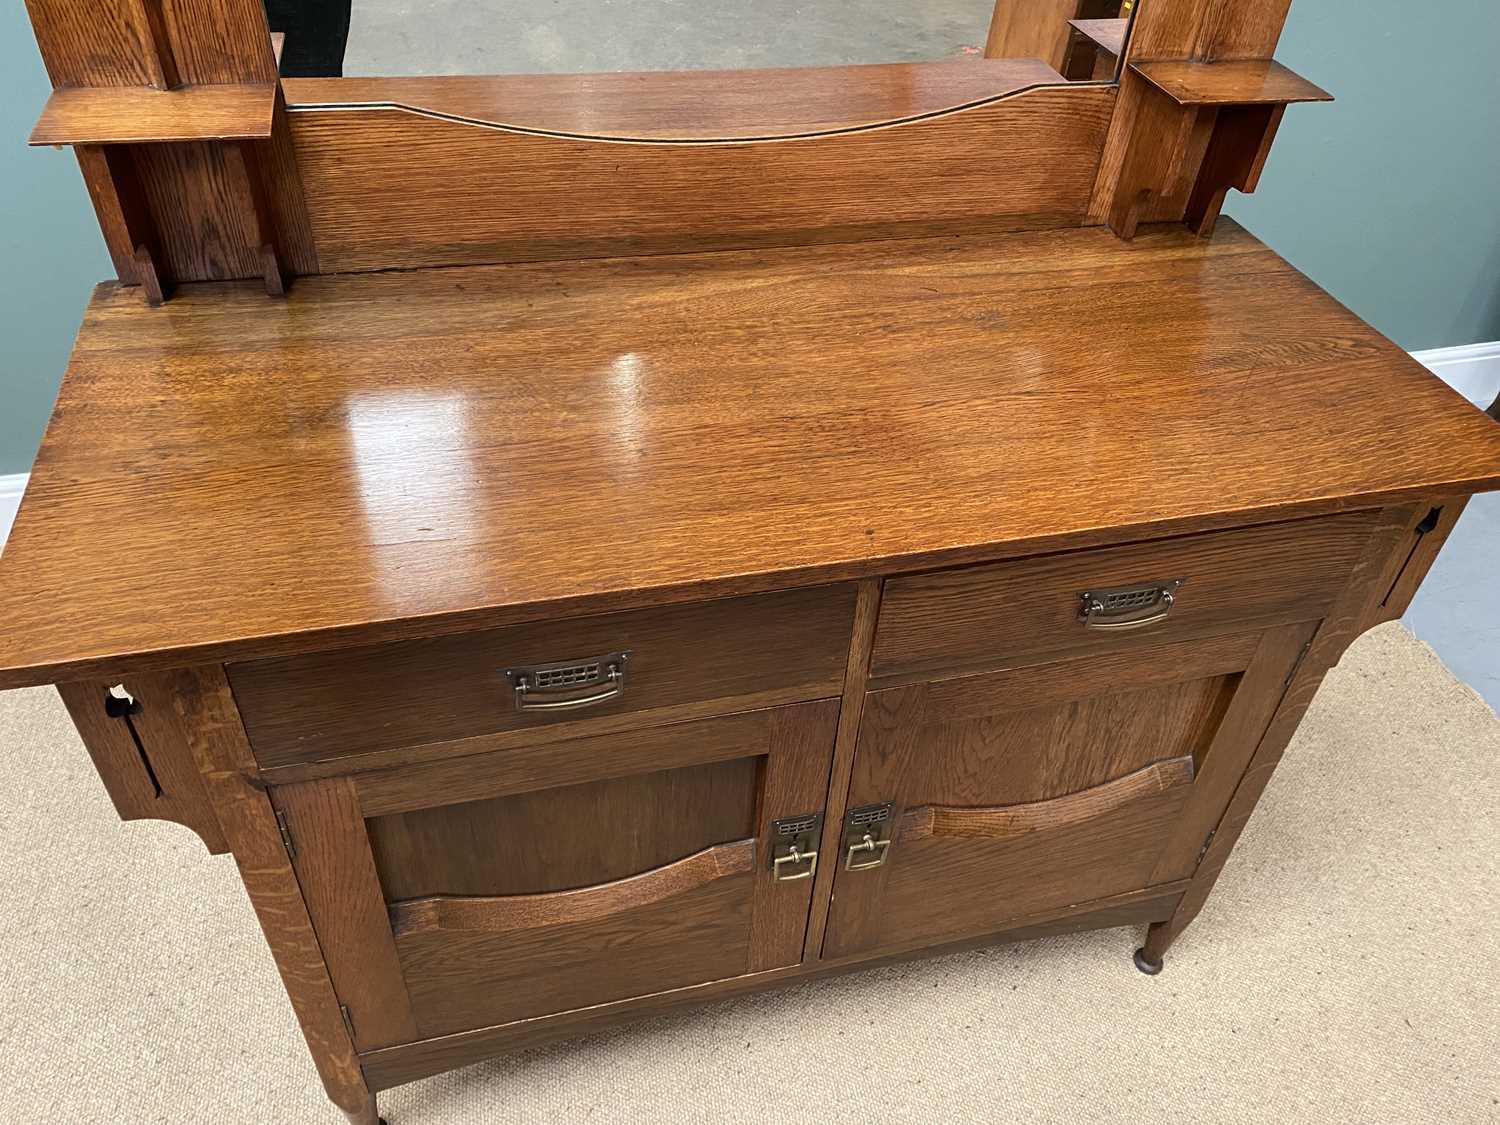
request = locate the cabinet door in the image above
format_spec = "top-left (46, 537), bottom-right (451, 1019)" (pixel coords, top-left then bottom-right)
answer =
top-left (822, 625), bottom-right (1315, 961)
top-left (272, 700), bottom-right (837, 1046)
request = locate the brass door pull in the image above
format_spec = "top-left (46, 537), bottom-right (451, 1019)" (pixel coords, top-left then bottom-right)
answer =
top-left (845, 833), bottom-right (890, 871)
top-left (772, 845), bottom-right (817, 882)
top-left (1078, 579), bottom-right (1185, 630)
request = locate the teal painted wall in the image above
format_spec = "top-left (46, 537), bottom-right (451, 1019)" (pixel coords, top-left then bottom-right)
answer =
top-left (1227, 0), bottom-right (1500, 352)
top-left (1, 1), bottom-right (112, 475)
top-left (2, 0), bottom-right (1498, 472)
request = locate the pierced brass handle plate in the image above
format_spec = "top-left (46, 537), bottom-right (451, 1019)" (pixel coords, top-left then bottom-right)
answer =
top-left (1078, 579), bottom-right (1185, 631)
top-left (503, 651), bottom-right (630, 713)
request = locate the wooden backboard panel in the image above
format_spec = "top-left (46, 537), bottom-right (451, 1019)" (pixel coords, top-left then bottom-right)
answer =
top-left (289, 84), bottom-right (1115, 273)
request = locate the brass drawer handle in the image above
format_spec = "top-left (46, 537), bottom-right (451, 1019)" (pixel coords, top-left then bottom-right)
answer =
top-left (772, 846), bottom-right (818, 882)
top-left (503, 651), bottom-right (630, 713)
top-left (1078, 579), bottom-right (1185, 631)
top-left (845, 833), bottom-right (891, 871)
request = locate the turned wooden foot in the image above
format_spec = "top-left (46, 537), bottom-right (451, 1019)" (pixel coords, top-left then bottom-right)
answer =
top-left (1134, 919), bottom-right (1176, 974)
top-left (339, 1093), bottom-right (382, 1125)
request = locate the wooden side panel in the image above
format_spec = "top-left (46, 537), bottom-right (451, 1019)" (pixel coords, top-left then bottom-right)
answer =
top-left (1142, 504), bottom-right (1422, 960)
top-left (289, 85), bottom-right (1115, 273)
top-left (169, 665), bottom-right (375, 1121)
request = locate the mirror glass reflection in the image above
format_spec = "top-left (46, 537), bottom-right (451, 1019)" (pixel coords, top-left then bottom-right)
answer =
top-left (265, 0), bottom-right (1134, 137)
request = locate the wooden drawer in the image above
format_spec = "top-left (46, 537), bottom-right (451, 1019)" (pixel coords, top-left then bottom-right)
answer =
top-left (869, 511), bottom-right (1379, 683)
top-left (230, 584), bottom-right (856, 770)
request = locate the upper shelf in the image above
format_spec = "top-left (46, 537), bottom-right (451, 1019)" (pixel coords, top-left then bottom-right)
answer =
top-left (29, 83), bottom-right (277, 147)
top-left (0, 221), bottom-right (1495, 688)
top-left (1069, 18), bottom-right (1128, 59)
top-left (282, 57), bottom-right (1070, 141)
top-left (1130, 60), bottom-right (1333, 106)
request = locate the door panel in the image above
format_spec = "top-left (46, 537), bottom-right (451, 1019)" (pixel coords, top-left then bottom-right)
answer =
top-left (274, 700), bottom-right (838, 1045)
top-left (368, 757), bottom-right (759, 900)
top-left (822, 625), bottom-right (1313, 960)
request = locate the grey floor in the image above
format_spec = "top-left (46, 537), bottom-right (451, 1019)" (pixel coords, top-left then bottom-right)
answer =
top-left (1404, 492), bottom-right (1499, 710)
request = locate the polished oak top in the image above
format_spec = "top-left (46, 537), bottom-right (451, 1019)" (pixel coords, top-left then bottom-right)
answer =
top-left (1, 221), bottom-right (1497, 687)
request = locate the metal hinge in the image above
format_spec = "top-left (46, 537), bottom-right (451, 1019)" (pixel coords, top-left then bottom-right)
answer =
top-left (339, 1004), bottom-right (357, 1043)
top-left (275, 809), bottom-right (297, 859)
top-left (1283, 640), bottom-right (1315, 688)
top-left (1197, 828), bottom-right (1217, 865)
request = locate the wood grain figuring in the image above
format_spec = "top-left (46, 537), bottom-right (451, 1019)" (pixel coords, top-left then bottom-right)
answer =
top-left (289, 84), bottom-right (1113, 272)
top-left (134, 140), bottom-right (264, 280)
top-left (361, 882), bottom-right (1184, 1092)
top-left (158, 0), bottom-right (278, 85)
top-left (390, 838), bottom-right (756, 938)
top-left (4, 223), bottom-right (1500, 690)
top-left (870, 510), bottom-right (1379, 684)
top-left (1088, 0), bottom-right (1293, 226)
top-left (1132, 59), bottom-right (1332, 106)
top-left (271, 777), bottom-right (419, 1051)
top-left (284, 58), bottom-right (1070, 140)
top-left (748, 699), bottom-right (841, 972)
top-left (56, 677), bottom-right (227, 853)
top-left (229, 584), bottom-right (854, 768)
top-left (168, 665), bottom-right (375, 1120)
top-left (1361, 498), bottom-right (1469, 629)
top-left (984, 0), bottom-right (1082, 70)
top-left (367, 757), bottom-right (758, 901)
top-left (822, 633), bottom-right (1242, 958)
top-left (23, 0), bottom-right (164, 87)
top-left (1194, 0), bottom-right (1294, 61)
top-left (1147, 620), bottom-right (1317, 882)
top-left (396, 870), bottom-right (756, 1037)
top-left (802, 578), bottom-right (882, 961)
top-left (29, 84), bottom-right (277, 146)
top-left (901, 756), bottom-right (1195, 843)
top-left (1071, 17), bottom-right (1128, 58)
top-left (1184, 103), bottom-right (1284, 237)
top-left (353, 709), bottom-right (775, 818)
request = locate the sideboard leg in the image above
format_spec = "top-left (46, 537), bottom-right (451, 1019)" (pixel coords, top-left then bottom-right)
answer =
top-left (339, 1093), bottom-right (383, 1125)
top-left (1133, 936), bottom-right (1167, 975)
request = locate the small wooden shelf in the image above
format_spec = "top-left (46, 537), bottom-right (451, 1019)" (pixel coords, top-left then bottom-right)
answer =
top-left (1130, 60), bottom-right (1332, 106)
top-left (1069, 18), bottom-right (1127, 59)
top-left (30, 83), bottom-right (277, 147)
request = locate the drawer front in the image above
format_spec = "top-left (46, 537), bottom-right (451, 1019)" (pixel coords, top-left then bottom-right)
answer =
top-left (869, 511), bottom-right (1378, 683)
top-left (231, 584), bottom-right (856, 769)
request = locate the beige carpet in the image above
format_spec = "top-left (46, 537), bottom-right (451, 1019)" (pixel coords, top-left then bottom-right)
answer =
top-left (2, 622), bottom-right (1497, 1125)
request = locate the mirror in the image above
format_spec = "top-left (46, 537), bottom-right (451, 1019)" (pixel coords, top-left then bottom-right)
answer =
top-left (266, 0), bottom-right (1135, 138)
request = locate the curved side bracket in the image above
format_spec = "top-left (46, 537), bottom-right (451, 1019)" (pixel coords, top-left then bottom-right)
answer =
top-left (390, 837), bottom-right (757, 938)
top-left (57, 677), bottom-right (229, 854)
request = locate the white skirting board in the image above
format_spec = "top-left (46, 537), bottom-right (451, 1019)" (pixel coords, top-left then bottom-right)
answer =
top-left (0, 344), bottom-right (1495, 552)
top-left (1412, 340), bottom-right (1500, 411)
top-left (0, 473), bottom-right (27, 551)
